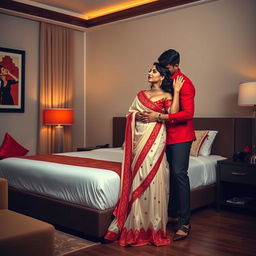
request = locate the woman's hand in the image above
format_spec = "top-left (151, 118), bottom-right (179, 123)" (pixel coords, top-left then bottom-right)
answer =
top-left (140, 111), bottom-right (158, 123)
top-left (173, 75), bottom-right (185, 93)
top-left (135, 112), bottom-right (143, 121)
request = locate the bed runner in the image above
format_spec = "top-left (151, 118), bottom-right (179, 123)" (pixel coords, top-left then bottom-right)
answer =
top-left (18, 154), bottom-right (121, 176)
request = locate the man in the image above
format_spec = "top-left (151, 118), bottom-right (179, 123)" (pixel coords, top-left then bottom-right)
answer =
top-left (139, 49), bottom-right (195, 241)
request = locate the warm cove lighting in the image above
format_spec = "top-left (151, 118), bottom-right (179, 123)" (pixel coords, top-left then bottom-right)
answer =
top-left (84, 0), bottom-right (158, 19)
top-left (43, 108), bottom-right (73, 126)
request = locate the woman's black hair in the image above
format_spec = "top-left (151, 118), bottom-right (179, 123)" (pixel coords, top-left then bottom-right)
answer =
top-left (153, 62), bottom-right (173, 94)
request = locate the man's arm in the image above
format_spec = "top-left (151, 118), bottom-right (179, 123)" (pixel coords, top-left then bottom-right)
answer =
top-left (166, 83), bottom-right (195, 123)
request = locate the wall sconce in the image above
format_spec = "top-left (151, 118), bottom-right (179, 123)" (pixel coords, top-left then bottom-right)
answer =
top-left (43, 108), bottom-right (73, 153)
top-left (238, 81), bottom-right (256, 163)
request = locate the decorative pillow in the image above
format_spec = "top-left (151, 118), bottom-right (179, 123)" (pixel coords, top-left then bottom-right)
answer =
top-left (199, 130), bottom-right (218, 156)
top-left (0, 133), bottom-right (29, 159)
top-left (190, 130), bottom-right (209, 157)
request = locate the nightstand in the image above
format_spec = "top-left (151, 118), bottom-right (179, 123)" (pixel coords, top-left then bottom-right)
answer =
top-left (216, 159), bottom-right (256, 212)
top-left (77, 144), bottom-right (109, 152)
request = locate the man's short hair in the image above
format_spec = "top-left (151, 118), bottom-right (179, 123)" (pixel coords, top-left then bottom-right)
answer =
top-left (158, 49), bottom-right (180, 67)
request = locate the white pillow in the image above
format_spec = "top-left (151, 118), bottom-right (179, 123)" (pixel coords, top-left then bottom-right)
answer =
top-left (199, 130), bottom-right (218, 156)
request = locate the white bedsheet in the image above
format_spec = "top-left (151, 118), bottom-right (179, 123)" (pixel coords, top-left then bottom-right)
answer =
top-left (188, 155), bottom-right (226, 189)
top-left (0, 148), bottom-right (225, 210)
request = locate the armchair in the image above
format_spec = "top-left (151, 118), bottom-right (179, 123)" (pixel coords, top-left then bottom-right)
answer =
top-left (0, 178), bottom-right (55, 256)
top-left (0, 178), bottom-right (8, 209)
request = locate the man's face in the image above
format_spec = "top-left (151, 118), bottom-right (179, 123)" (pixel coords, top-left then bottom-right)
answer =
top-left (166, 64), bottom-right (178, 76)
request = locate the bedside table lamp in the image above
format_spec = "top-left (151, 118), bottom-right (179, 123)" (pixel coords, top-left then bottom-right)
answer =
top-left (43, 108), bottom-right (73, 153)
top-left (238, 81), bottom-right (256, 163)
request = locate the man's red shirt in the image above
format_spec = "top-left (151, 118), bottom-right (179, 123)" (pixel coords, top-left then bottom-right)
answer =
top-left (166, 69), bottom-right (196, 145)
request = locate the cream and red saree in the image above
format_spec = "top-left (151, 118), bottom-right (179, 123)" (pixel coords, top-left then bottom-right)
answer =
top-left (105, 90), bottom-right (171, 246)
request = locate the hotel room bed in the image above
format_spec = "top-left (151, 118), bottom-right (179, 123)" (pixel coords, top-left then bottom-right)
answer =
top-left (0, 117), bottom-right (252, 238)
top-left (0, 148), bottom-right (225, 211)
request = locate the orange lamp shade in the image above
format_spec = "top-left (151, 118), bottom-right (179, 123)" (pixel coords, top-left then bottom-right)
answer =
top-left (43, 108), bottom-right (73, 125)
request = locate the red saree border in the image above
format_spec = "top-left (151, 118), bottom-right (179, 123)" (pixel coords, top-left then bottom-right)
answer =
top-left (137, 90), bottom-right (164, 113)
top-left (113, 113), bottom-right (133, 228)
top-left (104, 230), bottom-right (118, 241)
top-left (105, 219), bottom-right (171, 247)
top-left (132, 122), bottom-right (162, 180)
top-left (119, 227), bottom-right (171, 247)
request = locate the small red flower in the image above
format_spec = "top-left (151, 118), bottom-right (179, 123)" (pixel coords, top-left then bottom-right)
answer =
top-left (243, 146), bottom-right (250, 153)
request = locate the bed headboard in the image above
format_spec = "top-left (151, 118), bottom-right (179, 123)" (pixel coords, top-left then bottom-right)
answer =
top-left (113, 117), bottom-right (252, 158)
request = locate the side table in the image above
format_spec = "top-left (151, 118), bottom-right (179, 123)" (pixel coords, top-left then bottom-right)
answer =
top-left (216, 159), bottom-right (256, 212)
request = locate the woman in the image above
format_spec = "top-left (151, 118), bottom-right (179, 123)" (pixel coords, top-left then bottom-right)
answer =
top-left (0, 65), bottom-right (18, 105)
top-left (104, 63), bottom-right (184, 246)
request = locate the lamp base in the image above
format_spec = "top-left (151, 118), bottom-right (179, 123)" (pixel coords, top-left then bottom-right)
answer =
top-left (55, 125), bottom-right (63, 153)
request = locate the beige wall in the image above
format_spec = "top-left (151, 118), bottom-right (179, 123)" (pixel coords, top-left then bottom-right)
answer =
top-left (0, 13), bottom-right (39, 155)
top-left (86, 0), bottom-right (256, 147)
top-left (0, 13), bottom-right (86, 154)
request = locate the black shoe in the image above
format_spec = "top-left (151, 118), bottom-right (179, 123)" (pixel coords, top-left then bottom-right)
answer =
top-left (173, 224), bottom-right (191, 241)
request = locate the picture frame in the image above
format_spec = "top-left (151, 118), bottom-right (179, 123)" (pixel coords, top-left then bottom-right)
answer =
top-left (0, 47), bottom-right (25, 112)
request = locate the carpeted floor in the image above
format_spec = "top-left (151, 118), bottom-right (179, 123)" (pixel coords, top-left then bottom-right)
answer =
top-left (54, 230), bottom-right (99, 256)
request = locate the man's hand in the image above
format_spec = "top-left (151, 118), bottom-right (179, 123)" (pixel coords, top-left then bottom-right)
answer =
top-left (140, 111), bottom-right (158, 123)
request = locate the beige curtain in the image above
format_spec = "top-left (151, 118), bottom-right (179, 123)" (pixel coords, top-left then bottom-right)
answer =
top-left (38, 22), bottom-right (74, 154)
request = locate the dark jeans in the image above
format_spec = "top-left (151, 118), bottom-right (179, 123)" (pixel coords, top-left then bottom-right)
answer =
top-left (166, 141), bottom-right (192, 226)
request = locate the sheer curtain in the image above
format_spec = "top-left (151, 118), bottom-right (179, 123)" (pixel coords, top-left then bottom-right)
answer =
top-left (38, 22), bottom-right (74, 154)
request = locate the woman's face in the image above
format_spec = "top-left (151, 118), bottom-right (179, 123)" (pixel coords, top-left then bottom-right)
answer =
top-left (0, 67), bottom-right (7, 75)
top-left (148, 65), bottom-right (163, 84)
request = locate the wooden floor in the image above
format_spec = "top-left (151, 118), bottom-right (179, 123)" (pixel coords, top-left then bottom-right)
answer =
top-left (70, 207), bottom-right (256, 256)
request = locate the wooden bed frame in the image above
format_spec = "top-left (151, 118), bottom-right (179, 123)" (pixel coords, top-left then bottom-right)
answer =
top-left (8, 117), bottom-right (252, 239)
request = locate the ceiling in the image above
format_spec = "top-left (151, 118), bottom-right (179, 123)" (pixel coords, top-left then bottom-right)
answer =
top-left (32, 0), bottom-right (146, 16)
top-left (0, 0), bottom-right (205, 28)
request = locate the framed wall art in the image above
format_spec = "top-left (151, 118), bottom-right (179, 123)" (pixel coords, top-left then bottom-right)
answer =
top-left (0, 47), bottom-right (25, 112)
